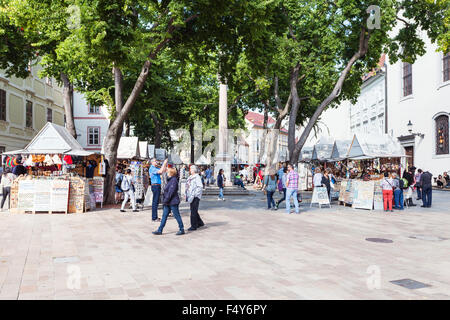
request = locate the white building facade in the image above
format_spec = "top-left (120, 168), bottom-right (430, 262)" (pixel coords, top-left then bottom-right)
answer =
top-left (73, 91), bottom-right (111, 153)
top-left (386, 36), bottom-right (450, 175)
top-left (309, 37), bottom-right (450, 175)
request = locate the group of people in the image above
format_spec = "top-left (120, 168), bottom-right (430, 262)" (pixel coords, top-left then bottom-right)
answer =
top-left (116, 158), bottom-right (205, 235)
top-left (380, 166), bottom-right (433, 211)
top-left (436, 171), bottom-right (450, 189)
top-left (261, 163), bottom-right (301, 214)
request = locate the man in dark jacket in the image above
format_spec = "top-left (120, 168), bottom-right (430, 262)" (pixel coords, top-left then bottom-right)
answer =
top-left (152, 168), bottom-right (184, 235)
top-left (420, 170), bottom-right (433, 208)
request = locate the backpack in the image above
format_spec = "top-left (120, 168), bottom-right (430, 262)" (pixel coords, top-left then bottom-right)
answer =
top-left (115, 174), bottom-right (123, 188)
top-left (121, 176), bottom-right (131, 192)
top-left (401, 178), bottom-right (408, 189)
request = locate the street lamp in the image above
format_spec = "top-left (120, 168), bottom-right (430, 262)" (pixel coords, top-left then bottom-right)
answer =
top-left (406, 120), bottom-right (425, 138)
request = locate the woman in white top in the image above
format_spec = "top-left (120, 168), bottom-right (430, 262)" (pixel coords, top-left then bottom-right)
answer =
top-left (313, 167), bottom-right (323, 187)
top-left (1, 168), bottom-right (16, 210)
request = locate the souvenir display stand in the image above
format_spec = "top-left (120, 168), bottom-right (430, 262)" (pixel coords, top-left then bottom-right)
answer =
top-left (302, 133), bottom-right (408, 211)
top-left (4, 122), bottom-right (105, 214)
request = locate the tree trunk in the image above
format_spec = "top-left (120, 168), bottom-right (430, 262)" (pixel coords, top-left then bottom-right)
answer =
top-left (287, 64), bottom-right (301, 164)
top-left (289, 29), bottom-right (371, 164)
top-left (125, 117), bottom-right (130, 136)
top-left (103, 66), bottom-right (124, 204)
top-left (60, 72), bottom-right (76, 138)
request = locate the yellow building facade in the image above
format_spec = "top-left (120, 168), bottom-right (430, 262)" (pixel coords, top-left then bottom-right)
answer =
top-left (0, 64), bottom-right (64, 153)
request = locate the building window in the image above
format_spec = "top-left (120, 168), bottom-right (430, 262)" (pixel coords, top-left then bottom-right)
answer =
top-left (88, 127), bottom-right (100, 146)
top-left (26, 100), bottom-right (33, 128)
top-left (47, 108), bottom-right (52, 123)
top-left (443, 52), bottom-right (450, 83)
top-left (402, 62), bottom-right (412, 96)
top-left (0, 89), bottom-right (6, 121)
top-left (435, 115), bottom-right (449, 155)
top-left (89, 104), bottom-right (101, 114)
top-left (0, 146), bottom-right (5, 154)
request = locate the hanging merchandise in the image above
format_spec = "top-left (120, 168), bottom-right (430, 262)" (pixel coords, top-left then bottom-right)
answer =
top-left (63, 155), bottom-right (73, 165)
top-left (52, 154), bottom-right (62, 165)
top-left (99, 156), bottom-right (106, 175)
top-left (44, 154), bottom-right (54, 166)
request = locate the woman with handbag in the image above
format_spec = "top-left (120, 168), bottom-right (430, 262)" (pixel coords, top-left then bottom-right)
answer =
top-left (120, 169), bottom-right (138, 213)
top-left (152, 168), bottom-right (185, 235)
top-left (262, 168), bottom-right (278, 210)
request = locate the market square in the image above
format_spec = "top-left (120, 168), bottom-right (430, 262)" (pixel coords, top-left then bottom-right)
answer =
top-left (1, 0), bottom-right (450, 302)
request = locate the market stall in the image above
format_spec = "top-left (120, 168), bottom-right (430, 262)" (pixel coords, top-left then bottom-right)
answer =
top-left (3, 122), bottom-right (105, 213)
top-left (334, 133), bottom-right (407, 210)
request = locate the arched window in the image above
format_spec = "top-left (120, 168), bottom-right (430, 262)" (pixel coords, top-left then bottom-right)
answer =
top-left (435, 115), bottom-right (449, 155)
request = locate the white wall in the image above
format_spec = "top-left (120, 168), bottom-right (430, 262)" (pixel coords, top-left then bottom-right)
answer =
top-left (386, 36), bottom-right (450, 175)
top-left (73, 91), bottom-right (110, 152)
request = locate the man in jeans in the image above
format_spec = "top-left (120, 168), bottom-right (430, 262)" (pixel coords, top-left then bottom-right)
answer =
top-left (149, 158), bottom-right (168, 222)
top-left (420, 170), bottom-right (433, 208)
top-left (285, 164), bottom-right (299, 214)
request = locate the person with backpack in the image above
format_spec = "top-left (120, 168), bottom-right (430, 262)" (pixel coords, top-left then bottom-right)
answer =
top-left (380, 172), bottom-right (394, 212)
top-left (392, 173), bottom-right (404, 210)
top-left (120, 169), bottom-right (138, 213)
top-left (152, 167), bottom-right (184, 236)
top-left (115, 168), bottom-right (124, 204)
top-left (262, 168), bottom-right (278, 210)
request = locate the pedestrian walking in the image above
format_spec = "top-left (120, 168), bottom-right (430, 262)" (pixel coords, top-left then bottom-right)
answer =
top-left (217, 169), bottom-right (225, 201)
top-left (262, 168), bottom-right (277, 210)
top-left (120, 169), bottom-right (138, 213)
top-left (275, 167), bottom-right (287, 210)
top-left (149, 158), bottom-right (168, 222)
top-left (205, 166), bottom-right (212, 186)
top-left (420, 170), bottom-right (433, 208)
top-left (152, 168), bottom-right (185, 236)
top-left (380, 172), bottom-right (394, 212)
top-left (1, 168), bottom-right (15, 211)
top-left (285, 164), bottom-right (299, 214)
top-left (185, 165), bottom-right (205, 231)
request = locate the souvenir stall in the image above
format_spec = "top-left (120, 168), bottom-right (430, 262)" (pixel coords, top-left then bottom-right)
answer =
top-left (336, 133), bottom-right (407, 210)
top-left (3, 123), bottom-right (105, 213)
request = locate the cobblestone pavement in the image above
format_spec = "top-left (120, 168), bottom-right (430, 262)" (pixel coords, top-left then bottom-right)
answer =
top-left (0, 190), bottom-right (449, 300)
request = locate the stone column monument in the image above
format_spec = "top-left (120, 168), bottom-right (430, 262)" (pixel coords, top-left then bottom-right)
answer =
top-left (214, 78), bottom-right (232, 186)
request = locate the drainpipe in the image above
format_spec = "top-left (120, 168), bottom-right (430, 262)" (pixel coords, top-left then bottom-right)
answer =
top-left (384, 62), bottom-right (388, 134)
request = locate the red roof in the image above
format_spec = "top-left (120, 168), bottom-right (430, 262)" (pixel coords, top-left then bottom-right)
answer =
top-left (362, 54), bottom-right (386, 82)
top-left (245, 111), bottom-right (288, 134)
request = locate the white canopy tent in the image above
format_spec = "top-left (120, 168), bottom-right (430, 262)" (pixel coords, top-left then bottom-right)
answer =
top-left (299, 146), bottom-right (313, 162)
top-left (102, 136), bottom-right (140, 159)
top-left (329, 139), bottom-right (353, 161)
top-left (139, 141), bottom-right (149, 159)
top-left (3, 122), bottom-right (93, 156)
top-left (311, 136), bottom-right (335, 161)
top-left (347, 133), bottom-right (406, 159)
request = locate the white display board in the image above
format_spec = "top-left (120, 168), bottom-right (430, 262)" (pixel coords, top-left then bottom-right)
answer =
top-left (310, 186), bottom-right (331, 208)
top-left (18, 179), bottom-right (69, 213)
